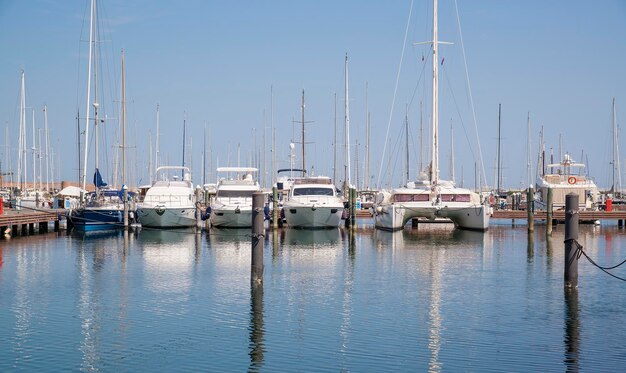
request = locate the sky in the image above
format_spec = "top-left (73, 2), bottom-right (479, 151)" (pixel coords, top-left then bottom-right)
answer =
top-left (1, 0), bottom-right (625, 191)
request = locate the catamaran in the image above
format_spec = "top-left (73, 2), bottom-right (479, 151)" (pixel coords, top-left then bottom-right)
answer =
top-left (373, 0), bottom-right (489, 231)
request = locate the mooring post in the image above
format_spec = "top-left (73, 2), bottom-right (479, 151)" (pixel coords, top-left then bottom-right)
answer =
top-left (251, 191), bottom-right (264, 285)
top-left (564, 193), bottom-right (579, 288)
top-left (195, 186), bottom-right (203, 230)
top-left (350, 187), bottom-right (357, 230)
top-left (272, 186), bottom-right (278, 230)
top-left (546, 187), bottom-right (553, 236)
top-left (123, 186), bottom-right (129, 229)
top-left (527, 185), bottom-right (534, 232)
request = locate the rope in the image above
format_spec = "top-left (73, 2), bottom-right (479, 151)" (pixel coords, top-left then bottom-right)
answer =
top-left (377, 0), bottom-right (414, 189)
top-left (566, 238), bottom-right (626, 282)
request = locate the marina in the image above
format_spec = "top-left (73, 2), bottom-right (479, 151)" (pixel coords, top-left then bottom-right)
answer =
top-left (1, 0), bottom-right (626, 371)
top-left (1, 220), bottom-right (625, 371)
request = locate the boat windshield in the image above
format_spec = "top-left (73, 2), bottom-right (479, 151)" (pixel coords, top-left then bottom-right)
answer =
top-left (217, 190), bottom-right (255, 198)
top-left (293, 187), bottom-right (334, 196)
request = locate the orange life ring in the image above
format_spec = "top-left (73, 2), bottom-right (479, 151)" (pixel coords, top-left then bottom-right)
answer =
top-left (567, 176), bottom-right (576, 185)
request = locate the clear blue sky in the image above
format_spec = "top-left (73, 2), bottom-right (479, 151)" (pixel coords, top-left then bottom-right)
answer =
top-left (1, 0), bottom-right (625, 190)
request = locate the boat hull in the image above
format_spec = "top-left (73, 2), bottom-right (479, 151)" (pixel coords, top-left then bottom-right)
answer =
top-left (374, 203), bottom-right (489, 231)
top-left (210, 208), bottom-right (253, 228)
top-left (137, 206), bottom-right (196, 228)
top-left (284, 205), bottom-right (344, 229)
top-left (68, 207), bottom-right (124, 231)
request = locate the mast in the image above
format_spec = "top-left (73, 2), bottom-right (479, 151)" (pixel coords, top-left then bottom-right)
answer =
top-left (450, 119), bottom-right (455, 182)
top-left (181, 115), bottom-right (186, 178)
top-left (405, 105), bottom-right (409, 184)
top-left (527, 112), bottom-right (532, 187)
top-left (419, 101), bottom-right (424, 172)
top-left (17, 71), bottom-right (25, 192)
top-left (301, 89), bottom-right (305, 172)
top-left (365, 82), bottom-right (370, 190)
top-left (81, 0), bottom-right (95, 193)
top-left (38, 128), bottom-right (42, 191)
top-left (121, 49), bottom-right (126, 187)
top-left (32, 108), bottom-right (36, 191)
top-left (497, 103), bottom-right (501, 196)
top-left (431, 0), bottom-right (439, 187)
top-left (344, 53), bottom-right (351, 188)
top-left (612, 98), bottom-right (621, 194)
top-left (155, 103), bottom-right (160, 181)
top-left (333, 92), bottom-right (337, 185)
top-left (44, 105), bottom-right (49, 191)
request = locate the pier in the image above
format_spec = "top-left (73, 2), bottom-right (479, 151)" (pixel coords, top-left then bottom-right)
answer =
top-left (492, 209), bottom-right (626, 223)
top-left (0, 209), bottom-right (62, 236)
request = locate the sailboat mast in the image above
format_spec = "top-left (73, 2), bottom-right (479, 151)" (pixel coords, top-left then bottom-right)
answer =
top-left (17, 71), bottom-right (25, 192)
top-left (497, 103), bottom-right (501, 195)
top-left (450, 119), bottom-right (455, 182)
top-left (333, 92), bottom-right (337, 186)
top-left (301, 89), bottom-right (305, 172)
top-left (612, 98), bottom-right (621, 194)
top-left (181, 115), bottom-right (186, 178)
top-left (405, 105), bottom-right (409, 184)
top-left (44, 104), bottom-right (49, 191)
top-left (527, 112), bottom-right (532, 187)
top-left (431, 0), bottom-right (439, 187)
top-left (365, 81), bottom-right (369, 190)
top-left (344, 53), bottom-right (351, 187)
top-left (32, 108), bottom-right (36, 191)
top-left (155, 103), bottom-right (160, 180)
top-left (121, 49), bottom-right (126, 187)
top-left (81, 0), bottom-right (95, 193)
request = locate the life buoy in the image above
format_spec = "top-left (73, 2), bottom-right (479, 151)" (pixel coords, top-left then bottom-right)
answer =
top-left (567, 176), bottom-right (576, 185)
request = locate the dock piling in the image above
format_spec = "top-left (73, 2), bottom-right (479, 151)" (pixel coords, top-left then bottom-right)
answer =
top-left (527, 186), bottom-right (534, 232)
top-left (546, 188), bottom-right (553, 236)
top-left (564, 193), bottom-right (579, 288)
top-left (251, 192), bottom-right (264, 285)
top-left (272, 187), bottom-right (278, 230)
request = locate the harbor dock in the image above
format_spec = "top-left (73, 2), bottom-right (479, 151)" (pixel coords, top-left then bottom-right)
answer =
top-left (0, 209), bottom-right (62, 236)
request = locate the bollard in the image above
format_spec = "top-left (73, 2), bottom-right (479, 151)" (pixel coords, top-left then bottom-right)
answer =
top-left (546, 187), bottom-right (553, 236)
top-left (251, 192), bottom-right (264, 285)
top-left (564, 193), bottom-right (579, 288)
top-left (123, 187), bottom-right (129, 229)
top-left (527, 186), bottom-right (534, 232)
top-left (272, 187), bottom-right (278, 230)
top-left (195, 187), bottom-right (202, 230)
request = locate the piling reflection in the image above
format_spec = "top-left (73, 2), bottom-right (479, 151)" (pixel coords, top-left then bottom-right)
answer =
top-left (248, 284), bottom-right (265, 372)
top-left (563, 286), bottom-right (580, 372)
top-left (527, 233), bottom-right (534, 264)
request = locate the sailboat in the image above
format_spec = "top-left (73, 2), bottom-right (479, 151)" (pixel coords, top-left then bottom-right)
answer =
top-left (14, 71), bottom-right (49, 210)
top-left (373, 0), bottom-right (489, 231)
top-left (68, 10), bottom-right (128, 231)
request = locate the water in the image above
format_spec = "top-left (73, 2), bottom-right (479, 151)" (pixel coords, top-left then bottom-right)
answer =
top-left (1, 220), bottom-right (625, 372)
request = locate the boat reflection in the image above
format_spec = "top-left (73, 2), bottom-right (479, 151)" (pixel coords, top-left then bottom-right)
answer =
top-left (281, 228), bottom-right (341, 247)
top-left (137, 229), bottom-right (197, 301)
top-left (372, 225), bottom-right (486, 250)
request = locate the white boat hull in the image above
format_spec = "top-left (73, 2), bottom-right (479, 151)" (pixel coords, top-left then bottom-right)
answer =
top-left (374, 203), bottom-right (489, 231)
top-left (210, 208), bottom-right (253, 228)
top-left (137, 206), bottom-right (196, 228)
top-left (284, 205), bottom-right (343, 229)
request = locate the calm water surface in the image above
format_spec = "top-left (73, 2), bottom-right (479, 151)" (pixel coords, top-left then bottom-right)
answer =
top-left (0, 220), bottom-right (624, 372)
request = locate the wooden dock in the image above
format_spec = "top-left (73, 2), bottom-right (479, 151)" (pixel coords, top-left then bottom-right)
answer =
top-left (492, 209), bottom-right (626, 222)
top-left (0, 209), bottom-right (63, 236)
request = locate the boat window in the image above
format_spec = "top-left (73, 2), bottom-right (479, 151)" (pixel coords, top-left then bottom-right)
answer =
top-left (217, 190), bottom-right (255, 198)
top-left (394, 193), bottom-right (429, 202)
top-left (293, 187), bottom-right (334, 196)
top-left (440, 194), bottom-right (471, 202)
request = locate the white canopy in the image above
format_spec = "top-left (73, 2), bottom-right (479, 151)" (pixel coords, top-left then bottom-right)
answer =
top-left (58, 186), bottom-right (87, 197)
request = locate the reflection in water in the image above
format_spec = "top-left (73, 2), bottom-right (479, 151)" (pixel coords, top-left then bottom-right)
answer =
top-left (340, 231), bottom-right (355, 368)
top-left (527, 233), bottom-right (534, 264)
top-left (78, 240), bottom-right (101, 371)
top-left (139, 229), bottom-right (196, 299)
top-left (248, 284), bottom-right (265, 372)
top-left (282, 228), bottom-right (341, 247)
top-left (428, 249), bottom-right (443, 372)
top-left (564, 287), bottom-right (580, 372)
